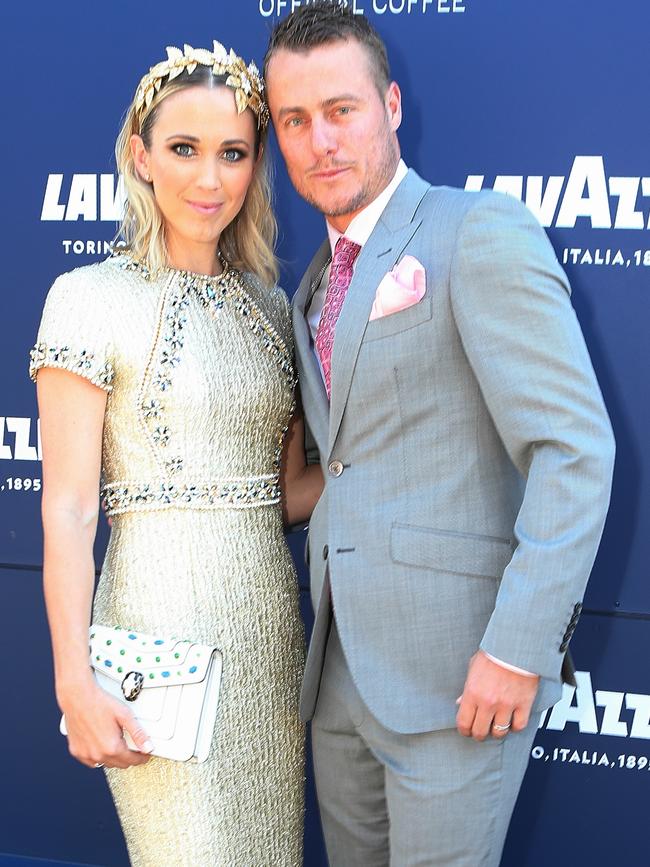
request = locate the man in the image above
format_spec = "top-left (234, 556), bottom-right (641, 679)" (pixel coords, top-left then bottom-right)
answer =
top-left (264, 4), bottom-right (615, 865)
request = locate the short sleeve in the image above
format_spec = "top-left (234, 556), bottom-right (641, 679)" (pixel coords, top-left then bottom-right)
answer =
top-left (29, 269), bottom-right (115, 392)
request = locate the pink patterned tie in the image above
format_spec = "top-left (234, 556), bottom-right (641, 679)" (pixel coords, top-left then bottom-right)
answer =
top-left (315, 236), bottom-right (362, 398)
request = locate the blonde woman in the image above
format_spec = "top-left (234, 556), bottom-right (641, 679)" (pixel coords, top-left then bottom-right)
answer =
top-left (30, 43), bottom-right (321, 866)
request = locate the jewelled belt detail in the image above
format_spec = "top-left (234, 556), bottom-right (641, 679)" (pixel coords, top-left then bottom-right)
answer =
top-left (101, 475), bottom-right (281, 516)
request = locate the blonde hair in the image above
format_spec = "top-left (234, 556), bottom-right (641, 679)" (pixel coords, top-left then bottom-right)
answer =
top-left (115, 67), bottom-right (278, 286)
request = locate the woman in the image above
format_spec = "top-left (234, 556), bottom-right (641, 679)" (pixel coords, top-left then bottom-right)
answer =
top-left (30, 42), bottom-right (321, 866)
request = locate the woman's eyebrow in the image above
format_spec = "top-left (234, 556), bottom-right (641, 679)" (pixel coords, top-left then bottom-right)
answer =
top-left (163, 136), bottom-right (250, 147)
top-left (165, 134), bottom-right (200, 142)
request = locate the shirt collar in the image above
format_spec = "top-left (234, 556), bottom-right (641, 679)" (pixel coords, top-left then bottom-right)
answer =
top-left (326, 159), bottom-right (408, 254)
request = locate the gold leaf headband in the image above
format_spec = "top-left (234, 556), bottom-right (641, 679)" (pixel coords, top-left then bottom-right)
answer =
top-left (134, 42), bottom-right (270, 130)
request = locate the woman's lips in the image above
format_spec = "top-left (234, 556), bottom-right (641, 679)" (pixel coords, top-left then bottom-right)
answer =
top-left (187, 200), bottom-right (223, 215)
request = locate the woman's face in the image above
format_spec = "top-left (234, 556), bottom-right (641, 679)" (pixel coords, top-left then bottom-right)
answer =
top-left (131, 84), bottom-right (258, 267)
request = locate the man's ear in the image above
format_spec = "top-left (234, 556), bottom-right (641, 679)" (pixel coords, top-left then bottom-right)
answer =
top-left (385, 81), bottom-right (402, 132)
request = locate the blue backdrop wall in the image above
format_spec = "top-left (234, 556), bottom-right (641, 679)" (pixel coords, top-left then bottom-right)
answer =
top-left (1, 1), bottom-right (648, 864)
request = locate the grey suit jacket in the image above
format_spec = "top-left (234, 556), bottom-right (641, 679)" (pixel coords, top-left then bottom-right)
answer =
top-left (293, 169), bottom-right (615, 733)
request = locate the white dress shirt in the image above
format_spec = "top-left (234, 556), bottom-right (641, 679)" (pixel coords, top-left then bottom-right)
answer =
top-left (305, 159), bottom-right (536, 681)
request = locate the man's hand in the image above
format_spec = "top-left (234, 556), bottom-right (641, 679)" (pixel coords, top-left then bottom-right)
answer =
top-left (456, 651), bottom-right (540, 741)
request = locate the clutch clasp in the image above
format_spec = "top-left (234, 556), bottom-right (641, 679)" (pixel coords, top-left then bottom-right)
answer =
top-left (121, 671), bottom-right (144, 701)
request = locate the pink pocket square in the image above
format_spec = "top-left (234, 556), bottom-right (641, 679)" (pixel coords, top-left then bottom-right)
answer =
top-left (369, 255), bottom-right (426, 321)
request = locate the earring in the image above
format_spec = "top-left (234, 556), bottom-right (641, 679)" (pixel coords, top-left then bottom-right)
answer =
top-left (145, 173), bottom-right (151, 182)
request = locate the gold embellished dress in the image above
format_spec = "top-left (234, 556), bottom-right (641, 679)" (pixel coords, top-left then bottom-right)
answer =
top-left (30, 254), bottom-right (305, 866)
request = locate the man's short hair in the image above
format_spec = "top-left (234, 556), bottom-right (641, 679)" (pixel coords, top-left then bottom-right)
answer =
top-left (264, 1), bottom-right (391, 97)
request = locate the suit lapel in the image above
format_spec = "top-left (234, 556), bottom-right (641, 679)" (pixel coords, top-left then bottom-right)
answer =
top-left (292, 240), bottom-right (330, 456)
top-left (328, 170), bottom-right (431, 455)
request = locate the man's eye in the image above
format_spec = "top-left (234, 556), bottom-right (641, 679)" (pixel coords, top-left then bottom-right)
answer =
top-left (287, 117), bottom-right (303, 128)
top-left (173, 143), bottom-right (195, 157)
top-left (337, 106), bottom-right (352, 116)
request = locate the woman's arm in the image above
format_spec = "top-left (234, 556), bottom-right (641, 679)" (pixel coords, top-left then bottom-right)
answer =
top-left (38, 368), bottom-right (152, 768)
top-left (279, 404), bottom-right (324, 527)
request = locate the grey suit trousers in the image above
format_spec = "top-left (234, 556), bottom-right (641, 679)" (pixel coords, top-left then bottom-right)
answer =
top-left (312, 620), bottom-right (539, 867)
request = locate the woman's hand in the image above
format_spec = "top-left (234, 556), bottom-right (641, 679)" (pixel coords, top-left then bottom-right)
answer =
top-left (60, 679), bottom-right (154, 769)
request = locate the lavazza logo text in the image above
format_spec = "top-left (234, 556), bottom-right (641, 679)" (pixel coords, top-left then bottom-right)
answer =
top-left (539, 671), bottom-right (650, 741)
top-left (41, 173), bottom-right (125, 257)
top-left (0, 417), bottom-right (41, 461)
top-left (466, 156), bottom-right (650, 231)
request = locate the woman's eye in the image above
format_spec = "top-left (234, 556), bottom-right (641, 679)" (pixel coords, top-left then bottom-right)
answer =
top-left (223, 149), bottom-right (245, 162)
top-left (173, 143), bottom-right (195, 157)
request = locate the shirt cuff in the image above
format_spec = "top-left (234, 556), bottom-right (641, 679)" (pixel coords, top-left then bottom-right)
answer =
top-left (483, 652), bottom-right (538, 678)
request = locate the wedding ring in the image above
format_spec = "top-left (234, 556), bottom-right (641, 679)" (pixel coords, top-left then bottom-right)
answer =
top-left (492, 722), bottom-right (511, 732)
top-left (94, 762), bottom-right (105, 768)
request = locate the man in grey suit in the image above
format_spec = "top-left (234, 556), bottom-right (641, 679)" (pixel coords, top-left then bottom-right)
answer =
top-left (265, 4), bottom-right (615, 864)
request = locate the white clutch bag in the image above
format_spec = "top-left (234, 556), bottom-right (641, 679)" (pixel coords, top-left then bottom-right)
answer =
top-left (60, 624), bottom-right (223, 763)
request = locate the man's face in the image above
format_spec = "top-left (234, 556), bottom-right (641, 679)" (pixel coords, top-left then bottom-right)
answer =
top-left (266, 39), bottom-right (401, 232)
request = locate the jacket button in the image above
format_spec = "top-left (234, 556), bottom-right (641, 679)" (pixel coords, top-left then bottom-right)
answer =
top-left (323, 545), bottom-right (329, 560)
top-left (328, 460), bottom-right (344, 477)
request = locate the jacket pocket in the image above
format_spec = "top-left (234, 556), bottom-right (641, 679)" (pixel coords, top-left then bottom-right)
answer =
top-left (390, 522), bottom-right (513, 579)
top-left (363, 291), bottom-right (433, 342)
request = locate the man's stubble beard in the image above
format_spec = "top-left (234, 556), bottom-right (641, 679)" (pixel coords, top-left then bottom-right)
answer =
top-left (297, 130), bottom-right (400, 219)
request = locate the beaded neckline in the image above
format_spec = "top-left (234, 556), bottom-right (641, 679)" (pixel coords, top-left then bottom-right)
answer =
top-left (112, 249), bottom-right (231, 285)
